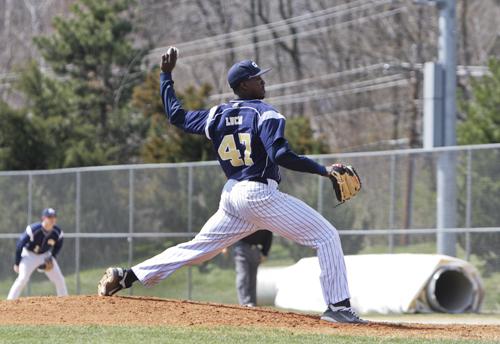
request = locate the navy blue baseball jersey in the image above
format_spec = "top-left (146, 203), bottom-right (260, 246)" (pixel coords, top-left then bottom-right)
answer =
top-left (15, 223), bottom-right (64, 265)
top-left (160, 72), bottom-right (326, 182)
top-left (208, 100), bottom-right (285, 182)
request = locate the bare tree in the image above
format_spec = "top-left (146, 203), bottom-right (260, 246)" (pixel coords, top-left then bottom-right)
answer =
top-left (2, 0), bottom-right (500, 152)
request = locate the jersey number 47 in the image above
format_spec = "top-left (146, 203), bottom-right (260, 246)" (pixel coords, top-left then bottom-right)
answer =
top-left (217, 133), bottom-right (254, 167)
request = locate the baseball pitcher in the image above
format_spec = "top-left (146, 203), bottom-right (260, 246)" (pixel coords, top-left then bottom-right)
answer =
top-left (98, 47), bottom-right (365, 323)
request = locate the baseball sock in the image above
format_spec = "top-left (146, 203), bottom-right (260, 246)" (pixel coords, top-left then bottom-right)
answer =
top-left (124, 269), bottom-right (138, 287)
top-left (333, 298), bottom-right (351, 308)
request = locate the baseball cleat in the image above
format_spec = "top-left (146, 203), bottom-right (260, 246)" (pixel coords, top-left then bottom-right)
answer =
top-left (320, 305), bottom-right (368, 324)
top-left (97, 267), bottom-right (131, 296)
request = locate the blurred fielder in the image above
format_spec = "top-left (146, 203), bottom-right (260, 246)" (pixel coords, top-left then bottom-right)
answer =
top-left (7, 208), bottom-right (68, 300)
top-left (98, 47), bottom-right (365, 323)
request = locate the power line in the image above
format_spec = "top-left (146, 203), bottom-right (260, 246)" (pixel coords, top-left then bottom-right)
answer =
top-left (170, 7), bottom-right (407, 64)
top-left (188, 62), bottom-right (491, 103)
top-left (280, 78), bottom-right (410, 105)
top-left (314, 101), bottom-right (416, 118)
top-left (209, 63), bottom-right (388, 101)
top-left (149, 0), bottom-right (399, 55)
top-left (0, 64), bottom-right (489, 93)
top-left (384, 62), bottom-right (491, 76)
top-left (206, 74), bottom-right (411, 106)
top-left (266, 74), bottom-right (411, 106)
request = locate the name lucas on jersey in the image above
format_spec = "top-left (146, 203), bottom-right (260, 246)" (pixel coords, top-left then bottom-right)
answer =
top-left (225, 116), bottom-right (243, 126)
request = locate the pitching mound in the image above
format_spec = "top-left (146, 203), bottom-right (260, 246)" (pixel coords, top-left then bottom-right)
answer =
top-left (0, 296), bottom-right (498, 341)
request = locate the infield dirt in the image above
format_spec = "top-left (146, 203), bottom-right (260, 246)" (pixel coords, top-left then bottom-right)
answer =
top-left (1, 296), bottom-right (499, 341)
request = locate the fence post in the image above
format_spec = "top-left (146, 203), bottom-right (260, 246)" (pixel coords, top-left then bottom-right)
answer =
top-left (317, 158), bottom-right (324, 215)
top-left (388, 155), bottom-right (396, 253)
top-left (75, 171), bottom-right (81, 294)
top-left (26, 174), bottom-right (32, 296)
top-left (128, 169), bottom-right (134, 295)
top-left (465, 149), bottom-right (472, 261)
top-left (187, 165), bottom-right (193, 300)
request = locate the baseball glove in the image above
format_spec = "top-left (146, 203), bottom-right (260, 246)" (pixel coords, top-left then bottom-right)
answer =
top-left (327, 163), bottom-right (362, 204)
top-left (37, 257), bottom-right (54, 273)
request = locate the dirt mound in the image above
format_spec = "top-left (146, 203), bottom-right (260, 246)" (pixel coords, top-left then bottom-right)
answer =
top-left (0, 296), bottom-right (498, 341)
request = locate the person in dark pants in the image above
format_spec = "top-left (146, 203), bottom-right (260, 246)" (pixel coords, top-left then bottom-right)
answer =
top-left (233, 230), bottom-right (272, 307)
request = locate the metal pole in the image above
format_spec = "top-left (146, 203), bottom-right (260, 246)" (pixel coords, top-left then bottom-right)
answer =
top-left (423, 62), bottom-right (444, 149)
top-left (188, 166), bottom-right (193, 233)
top-left (436, 124), bottom-right (457, 257)
top-left (465, 149), bottom-right (472, 261)
top-left (75, 171), bottom-right (81, 294)
top-left (26, 174), bottom-right (32, 296)
top-left (187, 166), bottom-right (193, 300)
top-left (403, 156), bottom-right (415, 236)
top-left (317, 158), bottom-right (324, 215)
top-left (436, 0), bottom-right (457, 256)
top-left (388, 155), bottom-right (396, 253)
top-left (440, 0), bottom-right (457, 149)
top-left (128, 169), bottom-right (134, 295)
top-left (27, 174), bottom-right (32, 223)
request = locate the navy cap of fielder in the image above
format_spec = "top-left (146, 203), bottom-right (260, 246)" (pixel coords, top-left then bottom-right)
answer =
top-left (227, 60), bottom-right (271, 90)
top-left (42, 208), bottom-right (57, 217)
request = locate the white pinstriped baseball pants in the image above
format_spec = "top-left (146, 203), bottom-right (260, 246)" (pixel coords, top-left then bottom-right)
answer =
top-left (132, 179), bottom-right (350, 305)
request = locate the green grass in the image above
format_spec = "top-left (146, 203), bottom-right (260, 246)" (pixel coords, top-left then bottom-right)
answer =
top-left (365, 312), bottom-right (500, 325)
top-left (0, 325), bottom-right (496, 344)
top-left (481, 271), bottom-right (500, 313)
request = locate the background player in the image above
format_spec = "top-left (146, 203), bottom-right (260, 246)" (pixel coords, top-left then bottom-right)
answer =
top-left (98, 47), bottom-right (366, 324)
top-left (232, 229), bottom-right (273, 307)
top-left (7, 208), bottom-right (68, 300)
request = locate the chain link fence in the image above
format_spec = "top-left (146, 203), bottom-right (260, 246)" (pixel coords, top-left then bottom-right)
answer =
top-left (0, 144), bottom-right (499, 312)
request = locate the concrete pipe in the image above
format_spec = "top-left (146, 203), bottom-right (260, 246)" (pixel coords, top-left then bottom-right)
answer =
top-left (426, 265), bottom-right (481, 313)
top-left (257, 254), bottom-right (485, 314)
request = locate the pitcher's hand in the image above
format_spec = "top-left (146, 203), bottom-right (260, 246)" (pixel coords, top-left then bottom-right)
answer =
top-left (161, 47), bottom-right (178, 73)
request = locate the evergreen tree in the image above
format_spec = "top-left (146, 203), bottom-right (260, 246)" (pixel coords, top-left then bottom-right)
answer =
top-left (15, 61), bottom-right (76, 168)
top-left (132, 68), bottom-right (215, 163)
top-left (0, 101), bottom-right (50, 170)
top-left (458, 58), bottom-right (500, 144)
top-left (285, 116), bottom-right (328, 155)
top-left (31, 0), bottom-right (147, 166)
top-left (457, 57), bottom-right (500, 273)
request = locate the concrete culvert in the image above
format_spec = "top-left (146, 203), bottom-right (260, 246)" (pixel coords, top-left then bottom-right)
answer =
top-left (426, 266), bottom-right (477, 313)
top-left (257, 254), bottom-right (485, 314)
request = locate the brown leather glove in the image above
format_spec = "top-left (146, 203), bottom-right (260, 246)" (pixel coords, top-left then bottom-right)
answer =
top-left (37, 257), bottom-right (54, 272)
top-left (326, 163), bottom-right (362, 204)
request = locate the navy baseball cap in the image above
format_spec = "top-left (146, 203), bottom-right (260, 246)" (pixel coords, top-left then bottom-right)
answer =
top-left (42, 208), bottom-right (57, 217)
top-left (227, 60), bottom-right (271, 89)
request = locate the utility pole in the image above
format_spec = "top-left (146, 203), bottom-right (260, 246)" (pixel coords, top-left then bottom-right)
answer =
top-left (437, 0), bottom-right (457, 257)
top-left (420, 0), bottom-right (457, 256)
